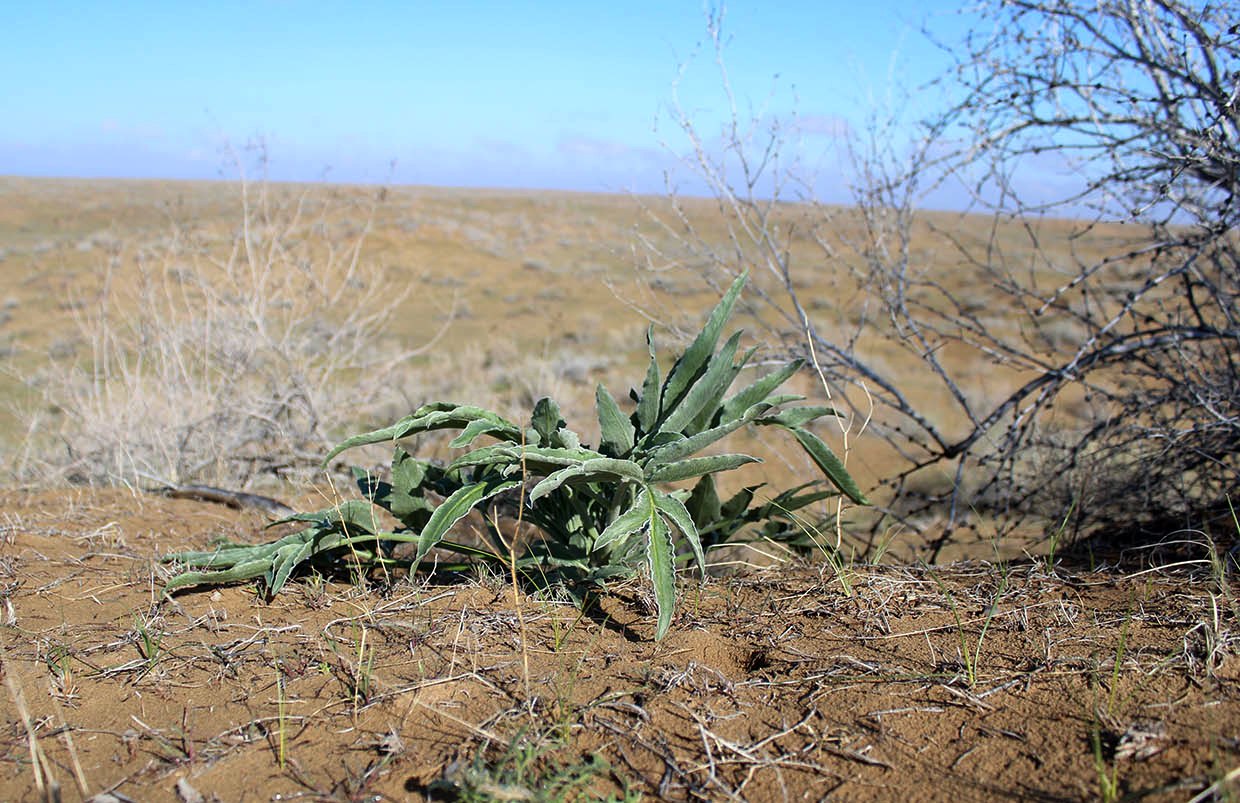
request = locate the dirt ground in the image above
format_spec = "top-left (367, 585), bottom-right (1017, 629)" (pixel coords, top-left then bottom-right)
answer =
top-left (1, 488), bottom-right (1237, 802)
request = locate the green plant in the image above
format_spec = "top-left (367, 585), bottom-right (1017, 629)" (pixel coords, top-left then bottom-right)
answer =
top-left (429, 725), bottom-right (619, 803)
top-left (1091, 723), bottom-right (1121, 803)
top-left (926, 567), bottom-right (1005, 688)
top-left (164, 273), bottom-right (867, 639)
top-left (133, 616), bottom-right (164, 672)
top-left (44, 643), bottom-right (77, 700)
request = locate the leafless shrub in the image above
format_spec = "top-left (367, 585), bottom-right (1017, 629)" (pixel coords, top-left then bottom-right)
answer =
top-left (651, 1), bottom-right (1239, 554)
top-left (15, 175), bottom-right (451, 490)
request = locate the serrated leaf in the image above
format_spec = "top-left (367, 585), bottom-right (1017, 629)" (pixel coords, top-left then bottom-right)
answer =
top-left (446, 444), bottom-right (517, 471)
top-left (635, 326), bottom-right (661, 433)
top-left (528, 458), bottom-right (645, 503)
top-left (653, 490), bottom-right (705, 576)
top-left (762, 483), bottom-right (838, 514)
top-left (787, 426), bottom-right (869, 505)
top-left (660, 331), bottom-right (744, 436)
top-left (322, 417), bottom-right (416, 464)
top-left (417, 479), bottom-right (520, 561)
top-left (647, 513), bottom-right (676, 641)
top-left (661, 271), bottom-right (747, 415)
top-left (720, 359), bottom-right (804, 423)
top-left (594, 488), bottom-right (651, 551)
top-left (763, 394), bottom-right (807, 408)
top-left (647, 453), bottom-right (759, 483)
top-left (596, 383), bottom-right (635, 456)
top-left (165, 542), bottom-right (278, 569)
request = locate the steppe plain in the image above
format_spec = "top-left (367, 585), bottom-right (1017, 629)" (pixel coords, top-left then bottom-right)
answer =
top-left (0, 178), bottom-right (1236, 801)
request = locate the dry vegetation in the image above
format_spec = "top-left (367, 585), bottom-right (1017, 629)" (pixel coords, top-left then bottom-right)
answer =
top-left (0, 177), bottom-right (1237, 801)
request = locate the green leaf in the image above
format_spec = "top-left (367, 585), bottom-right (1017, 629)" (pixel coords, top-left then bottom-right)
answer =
top-left (417, 479), bottom-right (520, 561)
top-left (756, 405), bottom-right (843, 429)
top-left (553, 427), bottom-right (582, 450)
top-left (786, 426), bottom-right (869, 505)
top-left (644, 401), bottom-right (771, 466)
top-left (720, 359), bottom-right (804, 423)
top-left (323, 404), bottom-right (519, 464)
top-left (529, 458), bottom-right (645, 503)
top-left (721, 485), bottom-right (759, 520)
top-left (647, 453), bottom-right (760, 483)
top-left (450, 418), bottom-right (520, 448)
top-left (448, 443), bottom-right (606, 474)
top-left (661, 271), bottom-right (747, 414)
top-left (272, 499), bottom-right (379, 532)
top-left (660, 331), bottom-right (743, 435)
top-left (164, 558), bottom-right (274, 593)
top-left (634, 326), bottom-right (661, 434)
top-left (530, 397), bottom-right (564, 447)
top-left (594, 488), bottom-right (651, 551)
top-left (653, 490), bottom-right (705, 576)
top-left (269, 534), bottom-right (322, 595)
top-left (763, 483), bottom-right (839, 514)
top-left (446, 444), bottom-right (517, 471)
top-left (389, 449), bottom-right (436, 520)
top-left (685, 345), bottom-right (757, 435)
top-left (596, 383), bottom-right (635, 456)
top-left (647, 513), bottom-right (676, 641)
top-left (685, 474), bottom-right (722, 529)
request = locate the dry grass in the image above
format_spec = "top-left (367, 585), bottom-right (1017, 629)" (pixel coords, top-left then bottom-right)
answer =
top-left (6, 180), bottom-right (461, 490)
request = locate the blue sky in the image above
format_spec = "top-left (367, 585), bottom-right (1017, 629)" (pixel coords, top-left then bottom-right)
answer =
top-left (2, 2), bottom-right (961, 197)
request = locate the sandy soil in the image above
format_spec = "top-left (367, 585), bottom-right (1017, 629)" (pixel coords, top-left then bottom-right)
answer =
top-left (1, 488), bottom-right (1237, 802)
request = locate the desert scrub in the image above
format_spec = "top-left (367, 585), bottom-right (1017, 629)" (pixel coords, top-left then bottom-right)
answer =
top-left (15, 176), bottom-right (447, 489)
top-left (165, 273), bottom-right (867, 639)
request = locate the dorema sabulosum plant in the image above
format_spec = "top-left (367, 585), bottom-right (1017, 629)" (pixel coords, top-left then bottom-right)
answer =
top-left (165, 273), bottom-right (868, 639)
